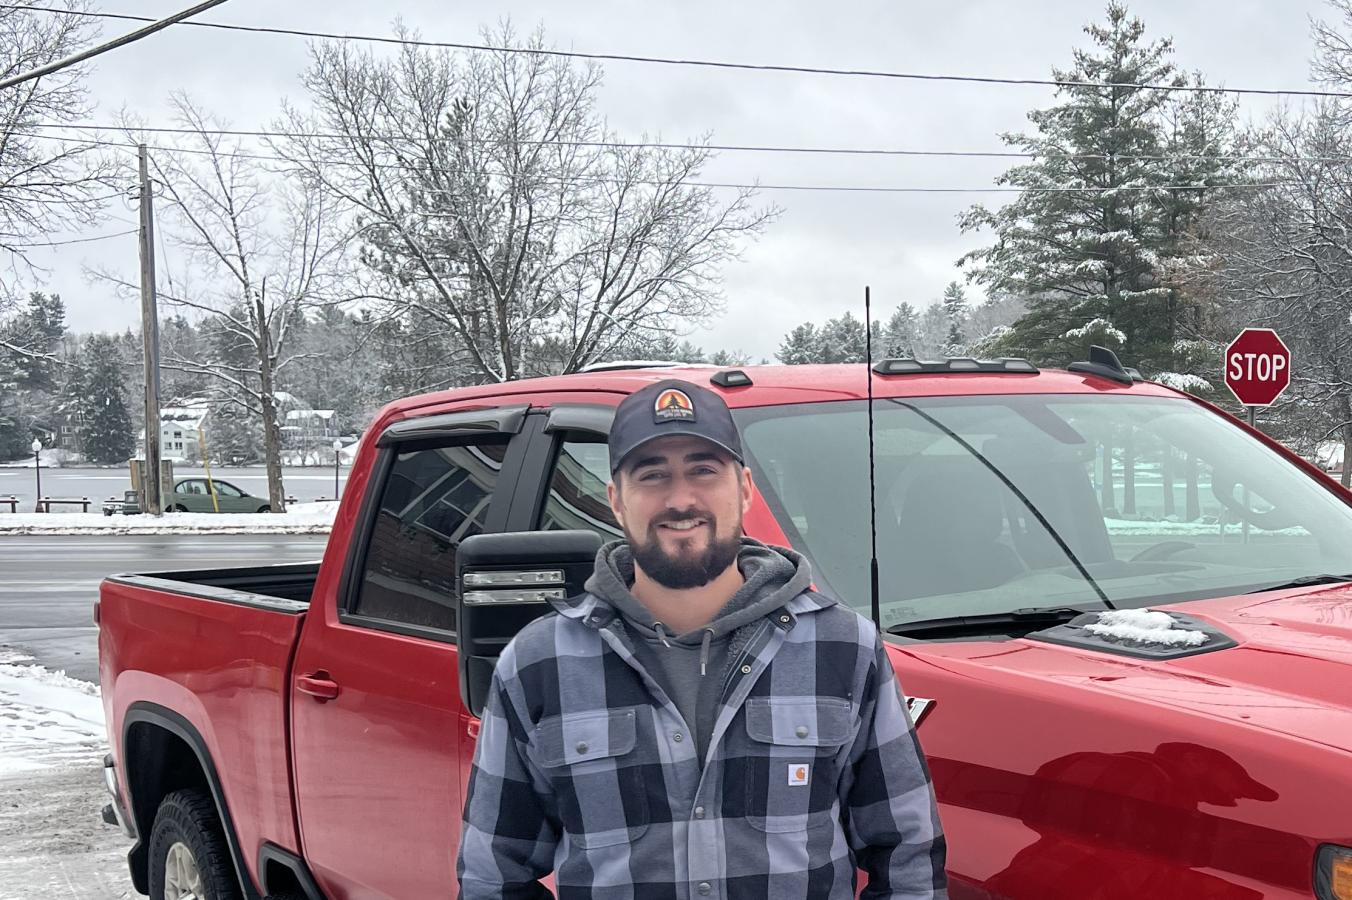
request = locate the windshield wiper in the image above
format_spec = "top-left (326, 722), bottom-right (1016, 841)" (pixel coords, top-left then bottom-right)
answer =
top-left (888, 605), bottom-right (1095, 639)
top-left (1245, 573), bottom-right (1352, 594)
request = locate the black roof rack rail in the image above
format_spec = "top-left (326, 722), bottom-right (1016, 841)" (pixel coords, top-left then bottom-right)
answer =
top-left (872, 357), bottom-right (1040, 375)
top-left (1067, 345), bottom-right (1142, 385)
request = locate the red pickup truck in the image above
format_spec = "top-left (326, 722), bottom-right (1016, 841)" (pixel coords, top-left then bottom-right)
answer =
top-left (98, 355), bottom-right (1352, 900)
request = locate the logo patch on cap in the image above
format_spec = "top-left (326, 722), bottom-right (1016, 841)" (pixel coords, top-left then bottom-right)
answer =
top-left (654, 388), bottom-right (696, 421)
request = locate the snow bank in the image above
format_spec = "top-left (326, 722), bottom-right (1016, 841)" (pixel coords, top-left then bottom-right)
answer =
top-left (1084, 609), bottom-right (1208, 647)
top-left (0, 500), bottom-right (338, 535)
top-left (0, 651), bottom-right (105, 776)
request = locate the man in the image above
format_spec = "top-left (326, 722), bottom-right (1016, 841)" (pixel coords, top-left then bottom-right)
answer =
top-left (459, 378), bottom-right (947, 899)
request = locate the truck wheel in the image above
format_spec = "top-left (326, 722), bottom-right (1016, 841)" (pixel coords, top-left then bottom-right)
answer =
top-left (148, 789), bottom-right (241, 900)
top-left (173, 504), bottom-right (188, 513)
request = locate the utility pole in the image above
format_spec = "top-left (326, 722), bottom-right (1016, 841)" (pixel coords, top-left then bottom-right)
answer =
top-left (138, 144), bottom-right (164, 517)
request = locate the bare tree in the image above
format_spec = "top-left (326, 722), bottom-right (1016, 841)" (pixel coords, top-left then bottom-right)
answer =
top-left (96, 97), bottom-right (351, 511)
top-left (275, 23), bottom-right (773, 384)
top-left (0, 1), bottom-right (111, 292)
top-left (1198, 102), bottom-right (1352, 484)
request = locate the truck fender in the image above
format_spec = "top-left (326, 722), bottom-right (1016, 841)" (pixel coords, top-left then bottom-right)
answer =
top-left (122, 702), bottom-right (263, 900)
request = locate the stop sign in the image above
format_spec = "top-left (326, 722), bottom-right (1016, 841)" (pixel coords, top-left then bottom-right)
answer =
top-left (1224, 328), bottom-right (1291, 407)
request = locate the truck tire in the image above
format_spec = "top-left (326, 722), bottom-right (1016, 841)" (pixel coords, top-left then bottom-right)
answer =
top-left (148, 789), bottom-right (242, 900)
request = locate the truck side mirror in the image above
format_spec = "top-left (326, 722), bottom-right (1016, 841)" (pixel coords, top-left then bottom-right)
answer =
top-left (456, 530), bottom-right (603, 718)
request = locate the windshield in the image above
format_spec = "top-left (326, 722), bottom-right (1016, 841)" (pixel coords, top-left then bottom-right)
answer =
top-left (735, 394), bottom-right (1352, 628)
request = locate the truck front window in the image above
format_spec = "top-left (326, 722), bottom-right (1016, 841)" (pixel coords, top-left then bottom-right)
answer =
top-left (736, 395), bottom-right (1352, 628)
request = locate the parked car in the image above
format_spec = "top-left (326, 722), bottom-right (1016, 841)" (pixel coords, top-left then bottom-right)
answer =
top-left (166, 478), bottom-right (271, 513)
top-left (102, 490), bottom-right (140, 516)
top-left (97, 354), bottom-right (1352, 899)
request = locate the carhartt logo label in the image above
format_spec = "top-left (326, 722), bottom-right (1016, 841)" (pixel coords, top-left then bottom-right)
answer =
top-left (654, 388), bottom-right (695, 421)
top-left (788, 764), bottom-right (810, 786)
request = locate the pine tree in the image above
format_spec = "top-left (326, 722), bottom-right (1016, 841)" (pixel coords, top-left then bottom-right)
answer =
top-left (76, 334), bottom-right (135, 463)
top-left (941, 282), bottom-right (969, 354)
top-left (776, 323), bottom-right (821, 365)
top-left (959, 3), bottom-right (1213, 370)
top-left (882, 303), bottom-right (920, 358)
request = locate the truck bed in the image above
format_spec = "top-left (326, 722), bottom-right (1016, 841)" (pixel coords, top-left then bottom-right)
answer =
top-left (105, 561), bottom-right (320, 607)
top-left (98, 561), bottom-right (322, 889)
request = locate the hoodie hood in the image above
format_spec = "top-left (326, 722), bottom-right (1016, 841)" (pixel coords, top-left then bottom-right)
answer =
top-left (583, 537), bottom-right (812, 644)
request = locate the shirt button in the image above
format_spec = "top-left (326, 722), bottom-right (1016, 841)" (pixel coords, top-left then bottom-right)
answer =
top-left (694, 805), bottom-right (706, 818)
top-left (697, 882), bottom-right (712, 895)
top-left (673, 732), bottom-right (684, 743)
top-left (575, 742), bottom-right (589, 754)
top-left (795, 725), bottom-right (809, 738)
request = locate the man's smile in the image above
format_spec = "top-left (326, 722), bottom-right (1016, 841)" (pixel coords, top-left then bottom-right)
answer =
top-left (658, 518), bottom-right (708, 533)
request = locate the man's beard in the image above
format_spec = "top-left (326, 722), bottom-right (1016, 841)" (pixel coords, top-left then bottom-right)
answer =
top-left (627, 511), bottom-right (742, 590)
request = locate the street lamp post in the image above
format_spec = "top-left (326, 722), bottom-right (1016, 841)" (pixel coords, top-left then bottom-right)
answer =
top-left (333, 439), bottom-right (343, 499)
top-left (31, 438), bottom-right (42, 513)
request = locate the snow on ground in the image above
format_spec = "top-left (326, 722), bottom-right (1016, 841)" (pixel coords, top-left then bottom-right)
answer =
top-left (0, 650), bottom-right (105, 775)
top-left (1084, 609), bottom-right (1208, 647)
top-left (0, 499), bottom-right (338, 535)
top-left (0, 653), bottom-right (130, 899)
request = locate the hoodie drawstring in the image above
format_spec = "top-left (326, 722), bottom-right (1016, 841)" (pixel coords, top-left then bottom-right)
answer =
top-left (654, 622), bottom-right (673, 648)
top-left (700, 628), bottom-right (714, 677)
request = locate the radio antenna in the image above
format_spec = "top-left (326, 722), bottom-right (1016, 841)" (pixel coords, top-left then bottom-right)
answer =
top-left (864, 286), bottom-right (881, 628)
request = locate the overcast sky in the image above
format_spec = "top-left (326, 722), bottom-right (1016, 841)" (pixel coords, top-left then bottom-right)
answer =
top-left (28, 0), bottom-right (1334, 360)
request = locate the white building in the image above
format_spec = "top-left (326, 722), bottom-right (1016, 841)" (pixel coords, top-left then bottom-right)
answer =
top-left (138, 400), bottom-right (210, 462)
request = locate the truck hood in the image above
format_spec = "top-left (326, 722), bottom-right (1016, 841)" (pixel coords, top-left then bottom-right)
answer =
top-left (958, 586), bottom-right (1352, 756)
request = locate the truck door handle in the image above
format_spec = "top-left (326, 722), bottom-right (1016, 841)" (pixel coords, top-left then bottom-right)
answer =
top-left (297, 672), bottom-right (340, 702)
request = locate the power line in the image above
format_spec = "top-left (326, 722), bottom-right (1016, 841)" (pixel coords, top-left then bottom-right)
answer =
top-left (44, 135), bottom-right (1332, 195)
top-left (4, 189), bottom-right (127, 205)
top-left (30, 121), bottom-right (1352, 167)
top-left (8, 3), bottom-right (1352, 101)
top-left (0, 1), bottom-right (231, 91)
top-left (8, 228), bottom-right (137, 247)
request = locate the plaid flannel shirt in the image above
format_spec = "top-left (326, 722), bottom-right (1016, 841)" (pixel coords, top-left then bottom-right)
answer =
top-left (458, 588), bottom-right (947, 900)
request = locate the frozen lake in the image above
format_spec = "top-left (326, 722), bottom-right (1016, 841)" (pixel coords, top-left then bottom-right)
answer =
top-left (0, 465), bottom-right (350, 511)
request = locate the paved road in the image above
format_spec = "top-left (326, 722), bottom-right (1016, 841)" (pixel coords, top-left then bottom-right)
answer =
top-left (0, 534), bottom-right (330, 683)
top-left (0, 466), bottom-right (350, 511)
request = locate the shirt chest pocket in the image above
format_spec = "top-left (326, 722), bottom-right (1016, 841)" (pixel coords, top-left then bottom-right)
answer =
top-left (533, 707), bottom-right (649, 848)
top-left (740, 696), bottom-right (855, 833)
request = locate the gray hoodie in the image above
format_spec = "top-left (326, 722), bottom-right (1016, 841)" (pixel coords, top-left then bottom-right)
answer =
top-left (582, 537), bottom-right (813, 764)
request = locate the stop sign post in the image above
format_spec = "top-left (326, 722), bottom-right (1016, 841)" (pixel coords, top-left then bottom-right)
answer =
top-left (1225, 328), bottom-right (1291, 427)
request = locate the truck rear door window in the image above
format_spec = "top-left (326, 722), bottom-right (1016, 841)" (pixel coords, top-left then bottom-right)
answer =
top-left (352, 439), bottom-right (510, 631)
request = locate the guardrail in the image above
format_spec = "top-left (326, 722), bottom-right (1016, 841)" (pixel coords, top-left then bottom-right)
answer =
top-left (0, 495), bottom-right (16, 513)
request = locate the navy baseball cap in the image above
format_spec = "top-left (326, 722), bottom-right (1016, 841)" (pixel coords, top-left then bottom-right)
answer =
top-left (608, 379), bottom-right (744, 475)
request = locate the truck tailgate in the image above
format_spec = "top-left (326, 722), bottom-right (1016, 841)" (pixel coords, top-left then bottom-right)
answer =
top-left (99, 573), bottom-right (309, 868)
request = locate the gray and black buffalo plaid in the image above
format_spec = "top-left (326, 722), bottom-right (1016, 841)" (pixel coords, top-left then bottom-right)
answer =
top-left (458, 588), bottom-right (948, 900)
